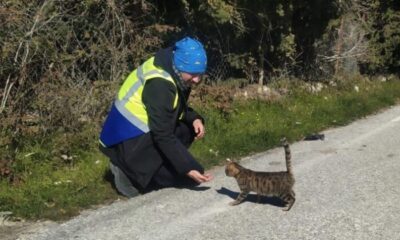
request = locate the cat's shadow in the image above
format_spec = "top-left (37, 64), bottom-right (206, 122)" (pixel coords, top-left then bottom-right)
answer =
top-left (216, 187), bottom-right (286, 207)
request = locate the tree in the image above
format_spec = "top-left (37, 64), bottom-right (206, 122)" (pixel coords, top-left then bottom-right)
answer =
top-left (359, 0), bottom-right (400, 74)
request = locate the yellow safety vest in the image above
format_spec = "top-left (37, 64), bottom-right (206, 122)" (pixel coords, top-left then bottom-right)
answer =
top-left (99, 57), bottom-right (179, 147)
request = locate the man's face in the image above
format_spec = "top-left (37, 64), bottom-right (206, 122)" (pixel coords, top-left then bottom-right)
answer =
top-left (180, 72), bottom-right (202, 87)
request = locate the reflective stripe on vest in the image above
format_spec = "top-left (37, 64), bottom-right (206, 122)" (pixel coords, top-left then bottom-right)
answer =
top-left (114, 57), bottom-right (178, 133)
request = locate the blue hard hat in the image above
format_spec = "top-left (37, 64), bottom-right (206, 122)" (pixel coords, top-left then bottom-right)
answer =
top-left (173, 37), bottom-right (207, 74)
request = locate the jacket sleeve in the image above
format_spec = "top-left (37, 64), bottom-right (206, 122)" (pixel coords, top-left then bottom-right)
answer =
top-left (142, 78), bottom-right (199, 175)
top-left (183, 106), bottom-right (204, 125)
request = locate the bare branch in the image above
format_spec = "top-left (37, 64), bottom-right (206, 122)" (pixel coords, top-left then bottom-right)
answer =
top-left (0, 75), bottom-right (14, 114)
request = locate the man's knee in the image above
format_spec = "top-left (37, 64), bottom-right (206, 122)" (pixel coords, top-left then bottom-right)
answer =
top-left (174, 121), bottom-right (196, 147)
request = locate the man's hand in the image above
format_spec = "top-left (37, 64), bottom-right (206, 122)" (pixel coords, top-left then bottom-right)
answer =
top-left (187, 170), bottom-right (213, 183)
top-left (193, 119), bottom-right (205, 140)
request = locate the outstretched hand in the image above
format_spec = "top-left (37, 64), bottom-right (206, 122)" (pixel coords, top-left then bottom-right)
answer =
top-left (187, 170), bottom-right (213, 183)
top-left (193, 119), bottom-right (205, 140)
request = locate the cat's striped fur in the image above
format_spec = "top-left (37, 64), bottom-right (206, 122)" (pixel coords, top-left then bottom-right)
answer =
top-left (225, 138), bottom-right (295, 211)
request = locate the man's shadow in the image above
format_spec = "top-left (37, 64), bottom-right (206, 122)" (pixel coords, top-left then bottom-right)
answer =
top-left (216, 187), bottom-right (286, 208)
top-left (167, 179), bottom-right (211, 192)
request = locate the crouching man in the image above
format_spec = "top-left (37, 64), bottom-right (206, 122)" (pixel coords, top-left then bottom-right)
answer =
top-left (99, 37), bottom-right (213, 197)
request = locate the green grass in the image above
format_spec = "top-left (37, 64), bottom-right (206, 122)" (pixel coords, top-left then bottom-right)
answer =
top-left (0, 147), bottom-right (115, 220)
top-left (190, 77), bottom-right (400, 167)
top-left (1, 76), bottom-right (400, 220)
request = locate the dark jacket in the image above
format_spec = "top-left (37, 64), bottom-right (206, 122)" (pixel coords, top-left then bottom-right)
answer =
top-left (100, 47), bottom-right (204, 190)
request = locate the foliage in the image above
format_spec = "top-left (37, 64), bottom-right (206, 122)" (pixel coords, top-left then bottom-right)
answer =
top-left (0, 0), bottom-right (399, 220)
top-left (0, 0), bottom-right (177, 169)
top-left (359, 0), bottom-right (400, 73)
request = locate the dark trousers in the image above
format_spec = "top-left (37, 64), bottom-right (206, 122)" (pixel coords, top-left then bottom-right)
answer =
top-left (101, 121), bottom-right (203, 192)
top-left (149, 121), bottom-right (202, 189)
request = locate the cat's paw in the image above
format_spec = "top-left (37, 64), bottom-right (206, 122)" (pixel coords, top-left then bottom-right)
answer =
top-left (282, 203), bottom-right (294, 211)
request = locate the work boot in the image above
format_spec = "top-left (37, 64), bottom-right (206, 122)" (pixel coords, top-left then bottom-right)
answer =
top-left (109, 163), bottom-right (139, 198)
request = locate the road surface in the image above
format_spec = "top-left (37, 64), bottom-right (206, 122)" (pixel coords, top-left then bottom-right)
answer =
top-left (11, 105), bottom-right (400, 240)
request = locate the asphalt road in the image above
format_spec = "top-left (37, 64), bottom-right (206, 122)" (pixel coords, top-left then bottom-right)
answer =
top-left (15, 105), bottom-right (400, 240)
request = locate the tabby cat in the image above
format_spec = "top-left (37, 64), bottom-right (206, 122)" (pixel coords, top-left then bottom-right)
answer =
top-left (225, 138), bottom-right (295, 211)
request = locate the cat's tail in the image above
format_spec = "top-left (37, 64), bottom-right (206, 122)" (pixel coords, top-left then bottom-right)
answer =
top-left (280, 138), bottom-right (292, 174)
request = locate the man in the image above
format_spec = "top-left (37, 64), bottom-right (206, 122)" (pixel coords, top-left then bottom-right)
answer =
top-left (99, 37), bottom-right (213, 197)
